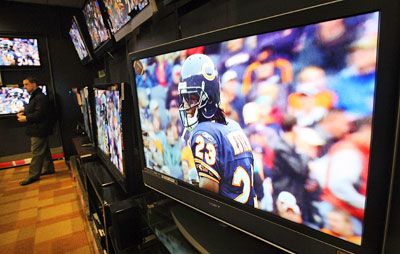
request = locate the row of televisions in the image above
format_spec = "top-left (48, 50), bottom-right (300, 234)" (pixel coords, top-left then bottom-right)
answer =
top-left (0, 0), bottom-right (154, 68)
top-left (75, 3), bottom-right (400, 253)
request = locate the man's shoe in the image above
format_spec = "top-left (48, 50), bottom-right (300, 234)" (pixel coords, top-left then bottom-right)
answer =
top-left (41, 170), bottom-right (55, 176)
top-left (20, 178), bottom-right (38, 186)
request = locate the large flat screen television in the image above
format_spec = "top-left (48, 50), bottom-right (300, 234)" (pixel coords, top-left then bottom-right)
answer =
top-left (69, 17), bottom-right (92, 64)
top-left (94, 83), bottom-right (142, 194)
top-left (0, 37), bottom-right (41, 67)
top-left (130, 1), bottom-right (400, 253)
top-left (83, 0), bottom-right (112, 51)
top-left (0, 85), bottom-right (46, 115)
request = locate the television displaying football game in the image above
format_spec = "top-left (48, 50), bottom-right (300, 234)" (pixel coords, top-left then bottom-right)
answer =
top-left (69, 18), bottom-right (91, 61)
top-left (95, 85), bottom-right (124, 174)
top-left (83, 0), bottom-right (111, 49)
top-left (0, 86), bottom-right (46, 114)
top-left (102, 0), bottom-right (150, 34)
top-left (134, 12), bottom-right (379, 245)
top-left (0, 37), bottom-right (41, 67)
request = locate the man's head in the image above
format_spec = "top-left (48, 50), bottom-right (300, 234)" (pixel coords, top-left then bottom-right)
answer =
top-left (23, 77), bottom-right (38, 94)
top-left (178, 54), bottom-right (221, 131)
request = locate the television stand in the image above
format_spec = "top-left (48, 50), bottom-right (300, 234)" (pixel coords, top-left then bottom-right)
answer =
top-left (170, 204), bottom-right (286, 254)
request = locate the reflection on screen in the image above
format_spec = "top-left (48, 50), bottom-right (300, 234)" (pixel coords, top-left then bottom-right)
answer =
top-left (83, 0), bottom-right (111, 49)
top-left (95, 87), bottom-right (124, 174)
top-left (80, 87), bottom-right (93, 142)
top-left (69, 19), bottom-right (90, 60)
top-left (134, 12), bottom-right (379, 245)
top-left (0, 37), bottom-right (41, 66)
top-left (0, 86), bottom-right (47, 114)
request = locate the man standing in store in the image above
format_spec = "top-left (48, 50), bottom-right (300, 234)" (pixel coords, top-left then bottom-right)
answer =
top-left (17, 77), bottom-right (55, 186)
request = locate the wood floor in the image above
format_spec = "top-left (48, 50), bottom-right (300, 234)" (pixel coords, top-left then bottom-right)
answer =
top-left (0, 160), bottom-right (95, 254)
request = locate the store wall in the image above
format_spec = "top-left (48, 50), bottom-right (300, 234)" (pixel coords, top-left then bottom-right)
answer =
top-left (0, 2), bottom-right (96, 159)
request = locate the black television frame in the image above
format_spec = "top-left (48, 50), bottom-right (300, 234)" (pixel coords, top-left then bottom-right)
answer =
top-left (128, 1), bottom-right (400, 253)
top-left (0, 34), bottom-right (42, 69)
top-left (69, 16), bottom-right (93, 65)
top-left (82, 0), bottom-right (114, 58)
top-left (78, 86), bottom-right (96, 145)
top-left (94, 82), bottom-right (143, 195)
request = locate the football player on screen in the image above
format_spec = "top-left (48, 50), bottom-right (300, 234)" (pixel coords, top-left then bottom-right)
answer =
top-left (178, 54), bottom-right (258, 207)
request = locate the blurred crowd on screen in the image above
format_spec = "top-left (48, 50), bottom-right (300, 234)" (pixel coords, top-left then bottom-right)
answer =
top-left (95, 89), bottom-right (124, 174)
top-left (0, 38), bottom-right (40, 66)
top-left (103, 0), bottom-right (149, 34)
top-left (69, 23), bottom-right (89, 60)
top-left (135, 12), bottom-right (379, 244)
top-left (83, 0), bottom-right (110, 49)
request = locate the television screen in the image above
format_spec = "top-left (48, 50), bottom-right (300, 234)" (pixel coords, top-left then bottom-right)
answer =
top-left (95, 84), bottom-right (124, 175)
top-left (127, 0), bottom-right (149, 17)
top-left (80, 87), bottom-right (94, 142)
top-left (83, 0), bottom-right (111, 49)
top-left (0, 85), bottom-right (46, 115)
top-left (102, 0), bottom-right (131, 34)
top-left (133, 11), bottom-right (379, 247)
top-left (69, 17), bottom-right (91, 62)
top-left (0, 37), bottom-right (41, 67)
top-left (102, 0), bottom-right (150, 35)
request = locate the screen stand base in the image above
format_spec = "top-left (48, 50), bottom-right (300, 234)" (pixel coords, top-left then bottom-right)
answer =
top-left (170, 204), bottom-right (286, 254)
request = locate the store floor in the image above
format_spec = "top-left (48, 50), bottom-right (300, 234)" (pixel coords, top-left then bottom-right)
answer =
top-left (0, 160), bottom-right (95, 253)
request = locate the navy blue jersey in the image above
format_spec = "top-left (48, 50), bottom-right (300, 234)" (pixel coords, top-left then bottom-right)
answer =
top-left (190, 120), bottom-right (257, 207)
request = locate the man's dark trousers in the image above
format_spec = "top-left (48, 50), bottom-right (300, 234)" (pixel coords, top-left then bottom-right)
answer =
top-left (29, 136), bottom-right (55, 180)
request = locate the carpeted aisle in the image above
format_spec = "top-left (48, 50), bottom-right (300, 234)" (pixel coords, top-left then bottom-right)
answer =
top-left (0, 160), bottom-right (95, 254)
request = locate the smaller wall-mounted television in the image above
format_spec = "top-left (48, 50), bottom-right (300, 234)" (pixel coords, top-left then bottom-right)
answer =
top-left (83, 0), bottom-right (112, 51)
top-left (0, 37), bottom-right (41, 67)
top-left (107, 0), bottom-right (154, 42)
top-left (102, 0), bottom-right (132, 34)
top-left (0, 85), bottom-right (46, 115)
top-left (69, 17), bottom-right (92, 64)
top-left (94, 83), bottom-right (142, 194)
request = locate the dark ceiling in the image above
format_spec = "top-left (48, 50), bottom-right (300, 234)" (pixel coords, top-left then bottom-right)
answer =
top-left (5, 0), bottom-right (85, 8)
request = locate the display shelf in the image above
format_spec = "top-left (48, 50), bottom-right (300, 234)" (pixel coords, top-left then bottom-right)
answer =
top-left (72, 136), bottom-right (96, 159)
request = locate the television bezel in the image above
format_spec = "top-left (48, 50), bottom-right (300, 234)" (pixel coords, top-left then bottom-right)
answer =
top-left (69, 16), bottom-right (93, 65)
top-left (0, 34), bottom-right (42, 69)
top-left (94, 82), bottom-right (142, 194)
top-left (128, 1), bottom-right (400, 254)
top-left (79, 86), bottom-right (96, 144)
top-left (82, 0), bottom-right (114, 57)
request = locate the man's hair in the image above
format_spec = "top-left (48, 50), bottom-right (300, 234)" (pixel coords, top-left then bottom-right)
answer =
top-left (198, 107), bottom-right (227, 125)
top-left (24, 76), bottom-right (38, 84)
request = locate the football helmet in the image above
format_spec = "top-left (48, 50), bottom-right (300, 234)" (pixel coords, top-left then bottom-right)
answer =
top-left (178, 54), bottom-right (220, 131)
